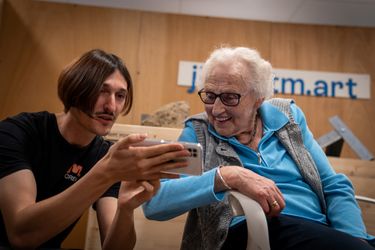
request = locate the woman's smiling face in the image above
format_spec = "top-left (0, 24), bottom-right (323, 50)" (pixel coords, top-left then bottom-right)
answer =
top-left (203, 62), bottom-right (261, 138)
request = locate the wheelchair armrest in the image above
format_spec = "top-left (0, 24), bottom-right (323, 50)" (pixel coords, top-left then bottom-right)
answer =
top-left (227, 191), bottom-right (270, 250)
top-left (355, 195), bottom-right (375, 204)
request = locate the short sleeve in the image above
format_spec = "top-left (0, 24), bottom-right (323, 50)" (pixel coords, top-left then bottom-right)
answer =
top-left (0, 116), bottom-right (34, 178)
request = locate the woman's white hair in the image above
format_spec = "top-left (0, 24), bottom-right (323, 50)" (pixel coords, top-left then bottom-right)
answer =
top-left (199, 46), bottom-right (274, 99)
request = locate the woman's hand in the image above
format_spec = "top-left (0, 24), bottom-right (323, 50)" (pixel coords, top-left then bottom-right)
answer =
top-left (97, 134), bottom-right (190, 182)
top-left (219, 166), bottom-right (285, 217)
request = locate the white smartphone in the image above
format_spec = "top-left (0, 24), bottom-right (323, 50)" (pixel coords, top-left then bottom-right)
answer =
top-left (132, 139), bottom-right (204, 176)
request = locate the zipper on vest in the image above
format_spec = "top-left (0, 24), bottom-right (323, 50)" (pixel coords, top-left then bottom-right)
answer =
top-left (257, 152), bottom-right (262, 164)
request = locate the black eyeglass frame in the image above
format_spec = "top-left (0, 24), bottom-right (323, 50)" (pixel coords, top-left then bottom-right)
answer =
top-left (197, 89), bottom-right (242, 107)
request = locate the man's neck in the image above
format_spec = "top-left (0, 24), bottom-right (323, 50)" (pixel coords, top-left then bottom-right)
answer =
top-left (56, 112), bottom-right (96, 147)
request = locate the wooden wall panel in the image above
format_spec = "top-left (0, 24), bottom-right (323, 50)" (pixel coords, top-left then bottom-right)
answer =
top-left (0, 0), bottom-right (142, 124)
top-left (270, 24), bottom-right (375, 158)
top-left (132, 13), bottom-right (273, 123)
top-left (1, 1), bottom-right (373, 159)
top-left (0, 0), bottom-right (3, 30)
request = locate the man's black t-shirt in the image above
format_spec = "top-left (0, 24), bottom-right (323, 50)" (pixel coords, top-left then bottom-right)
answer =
top-left (0, 111), bottom-right (120, 248)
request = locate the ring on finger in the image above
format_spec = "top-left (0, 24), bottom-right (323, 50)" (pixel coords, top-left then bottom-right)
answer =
top-left (271, 200), bottom-right (279, 208)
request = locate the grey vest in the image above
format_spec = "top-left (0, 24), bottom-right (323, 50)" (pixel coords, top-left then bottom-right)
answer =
top-left (180, 98), bottom-right (326, 250)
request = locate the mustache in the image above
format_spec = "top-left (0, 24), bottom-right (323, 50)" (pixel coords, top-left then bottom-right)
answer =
top-left (84, 110), bottom-right (115, 119)
top-left (94, 111), bottom-right (115, 117)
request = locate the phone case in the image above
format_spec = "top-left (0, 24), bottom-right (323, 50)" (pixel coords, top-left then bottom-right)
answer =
top-left (132, 139), bottom-right (204, 176)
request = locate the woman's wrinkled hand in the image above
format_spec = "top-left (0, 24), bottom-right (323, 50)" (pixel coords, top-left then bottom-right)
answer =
top-left (221, 166), bottom-right (285, 217)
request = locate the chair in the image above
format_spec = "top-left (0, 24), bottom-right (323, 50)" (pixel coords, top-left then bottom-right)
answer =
top-left (227, 191), bottom-right (270, 250)
top-left (226, 191), bottom-right (375, 250)
top-left (227, 156), bottom-right (375, 250)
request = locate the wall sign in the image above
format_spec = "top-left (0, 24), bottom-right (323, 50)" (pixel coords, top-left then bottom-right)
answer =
top-left (177, 60), bottom-right (371, 99)
top-left (177, 61), bottom-right (203, 93)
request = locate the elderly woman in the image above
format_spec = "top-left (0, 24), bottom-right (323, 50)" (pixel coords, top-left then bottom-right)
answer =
top-left (143, 47), bottom-right (374, 249)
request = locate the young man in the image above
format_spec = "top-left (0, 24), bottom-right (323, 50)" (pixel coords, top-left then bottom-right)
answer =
top-left (0, 49), bottom-right (189, 249)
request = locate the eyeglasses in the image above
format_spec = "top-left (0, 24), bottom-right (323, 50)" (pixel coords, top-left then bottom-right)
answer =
top-left (198, 90), bottom-right (242, 106)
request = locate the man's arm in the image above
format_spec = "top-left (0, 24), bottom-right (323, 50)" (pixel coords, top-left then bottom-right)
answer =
top-left (96, 181), bottom-right (160, 250)
top-left (0, 168), bottom-right (114, 248)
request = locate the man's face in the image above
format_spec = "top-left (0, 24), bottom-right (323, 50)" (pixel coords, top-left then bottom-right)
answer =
top-left (203, 63), bottom-right (260, 138)
top-left (73, 69), bottom-right (128, 136)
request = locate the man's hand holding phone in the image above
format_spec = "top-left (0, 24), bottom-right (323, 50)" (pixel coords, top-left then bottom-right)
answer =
top-left (103, 134), bottom-right (192, 181)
